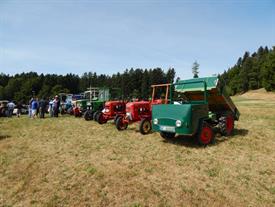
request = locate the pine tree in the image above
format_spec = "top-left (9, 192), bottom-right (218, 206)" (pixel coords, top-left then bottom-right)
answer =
top-left (192, 61), bottom-right (199, 78)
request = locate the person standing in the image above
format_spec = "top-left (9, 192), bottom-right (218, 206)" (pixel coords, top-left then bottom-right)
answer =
top-left (16, 101), bottom-right (23, 117)
top-left (39, 97), bottom-right (47, 118)
top-left (49, 98), bottom-right (53, 117)
top-left (53, 95), bottom-right (60, 117)
top-left (7, 101), bottom-right (15, 117)
top-left (28, 97), bottom-right (33, 118)
top-left (31, 98), bottom-right (38, 118)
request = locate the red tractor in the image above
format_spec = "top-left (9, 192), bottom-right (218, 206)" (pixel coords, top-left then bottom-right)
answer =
top-left (115, 83), bottom-right (170, 134)
top-left (95, 101), bottom-right (126, 124)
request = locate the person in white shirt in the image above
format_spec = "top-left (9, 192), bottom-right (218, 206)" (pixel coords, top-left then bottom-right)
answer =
top-left (7, 101), bottom-right (15, 117)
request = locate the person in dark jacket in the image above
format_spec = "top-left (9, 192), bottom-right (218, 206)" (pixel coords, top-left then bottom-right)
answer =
top-left (53, 95), bottom-right (60, 117)
top-left (16, 101), bottom-right (23, 117)
top-left (39, 97), bottom-right (48, 118)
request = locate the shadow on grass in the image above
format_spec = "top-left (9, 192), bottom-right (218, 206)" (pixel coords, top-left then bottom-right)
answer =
top-left (0, 135), bottom-right (11, 140)
top-left (162, 136), bottom-right (201, 148)
top-left (161, 128), bottom-right (249, 148)
top-left (215, 128), bottom-right (249, 144)
top-left (233, 128), bottom-right (249, 136)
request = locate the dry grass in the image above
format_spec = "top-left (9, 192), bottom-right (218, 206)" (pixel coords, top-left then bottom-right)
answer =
top-left (1, 93), bottom-right (275, 207)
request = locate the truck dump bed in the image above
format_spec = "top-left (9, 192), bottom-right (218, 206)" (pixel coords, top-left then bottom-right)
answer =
top-left (175, 77), bottom-right (240, 120)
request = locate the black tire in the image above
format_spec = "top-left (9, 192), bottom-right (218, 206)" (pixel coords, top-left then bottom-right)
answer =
top-left (196, 121), bottom-right (214, 146)
top-left (139, 119), bottom-right (152, 135)
top-left (114, 114), bottom-right (120, 123)
top-left (160, 132), bottom-right (175, 139)
top-left (0, 107), bottom-right (5, 117)
top-left (84, 110), bottom-right (93, 121)
top-left (93, 111), bottom-right (99, 121)
top-left (219, 114), bottom-right (234, 136)
top-left (115, 116), bottom-right (128, 130)
top-left (95, 111), bottom-right (101, 122)
top-left (97, 112), bottom-right (107, 124)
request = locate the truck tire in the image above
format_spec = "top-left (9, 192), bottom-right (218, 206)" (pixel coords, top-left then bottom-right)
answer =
top-left (84, 110), bottom-right (93, 121)
top-left (139, 119), bottom-right (152, 135)
top-left (114, 114), bottom-right (121, 123)
top-left (160, 132), bottom-right (175, 139)
top-left (0, 107), bottom-right (5, 117)
top-left (219, 114), bottom-right (234, 136)
top-left (197, 121), bottom-right (214, 145)
top-left (116, 116), bottom-right (128, 130)
top-left (93, 111), bottom-right (99, 121)
top-left (97, 112), bottom-right (107, 124)
top-left (74, 108), bottom-right (81, 117)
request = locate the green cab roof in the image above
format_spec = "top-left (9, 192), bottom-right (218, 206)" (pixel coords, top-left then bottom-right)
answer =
top-left (175, 76), bottom-right (219, 92)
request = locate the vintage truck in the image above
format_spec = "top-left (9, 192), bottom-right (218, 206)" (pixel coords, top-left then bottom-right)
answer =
top-left (152, 76), bottom-right (240, 145)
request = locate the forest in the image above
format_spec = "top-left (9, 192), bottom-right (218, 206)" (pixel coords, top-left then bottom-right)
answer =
top-left (220, 46), bottom-right (275, 95)
top-left (0, 68), bottom-right (175, 102)
top-left (0, 46), bottom-right (274, 103)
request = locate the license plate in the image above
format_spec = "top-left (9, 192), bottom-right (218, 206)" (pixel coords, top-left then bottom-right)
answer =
top-left (160, 125), bottom-right (175, 132)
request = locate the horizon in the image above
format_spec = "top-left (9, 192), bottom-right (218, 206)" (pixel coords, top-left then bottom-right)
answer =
top-left (1, 0), bottom-right (274, 78)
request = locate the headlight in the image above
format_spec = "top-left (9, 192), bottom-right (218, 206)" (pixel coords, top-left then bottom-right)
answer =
top-left (105, 109), bottom-right (110, 113)
top-left (176, 120), bottom-right (182, 127)
top-left (153, 118), bottom-right (158, 125)
top-left (126, 112), bottom-right (132, 120)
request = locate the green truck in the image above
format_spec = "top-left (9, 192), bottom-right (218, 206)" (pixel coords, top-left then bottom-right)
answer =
top-left (152, 76), bottom-right (240, 145)
top-left (82, 87), bottom-right (110, 120)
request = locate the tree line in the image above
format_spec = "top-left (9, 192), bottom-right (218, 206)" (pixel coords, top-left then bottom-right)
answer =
top-left (0, 68), bottom-right (175, 103)
top-left (220, 46), bottom-right (275, 95)
top-left (1, 45), bottom-right (274, 103)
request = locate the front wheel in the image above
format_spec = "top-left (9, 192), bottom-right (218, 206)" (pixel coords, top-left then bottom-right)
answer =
top-left (197, 121), bottom-right (214, 145)
top-left (114, 114), bottom-right (121, 124)
top-left (160, 132), bottom-right (175, 139)
top-left (116, 116), bottom-right (128, 130)
top-left (98, 112), bottom-right (107, 124)
top-left (84, 110), bottom-right (93, 121)
top-left (139, 119), bottom-right (152, 135)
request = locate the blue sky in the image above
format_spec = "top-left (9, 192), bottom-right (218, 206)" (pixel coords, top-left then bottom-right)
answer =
top-left (0, 0), bottom-right (274, 79)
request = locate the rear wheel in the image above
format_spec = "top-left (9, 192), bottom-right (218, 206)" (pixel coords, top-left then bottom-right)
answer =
top-left (219, 114), bottom-right (234, 136)
top-left (84, 110), bottom-right (93, 121)
top-left (98, 112), bottom-right (107, 124)
top-left (116, 116), bottom-right (128, 130)
top-left (197, 121), bottom-right (214, 145)
top-left (139, 119), bottom-right (152, 135)
top-left (160, 132), bottom-right (175, 139)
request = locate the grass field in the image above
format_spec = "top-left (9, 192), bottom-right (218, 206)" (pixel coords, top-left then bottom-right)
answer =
top-left (1, 92), bottom-right (275, 207)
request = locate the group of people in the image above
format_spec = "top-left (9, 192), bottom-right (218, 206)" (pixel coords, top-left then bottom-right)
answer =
top-left (29, 95), bottom-right (61, 118)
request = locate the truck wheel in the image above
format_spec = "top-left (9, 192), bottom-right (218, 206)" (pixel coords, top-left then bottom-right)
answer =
top-left (160, 132), bottom-right (175, 139)
top-left (74, 109), bottom-right (80, 117)
top-left (219, 114), bottom-right (234, 136)
top-left (114, 114), bottom-right (120, 123)
top-left (93, 111), bottom-right (99, 121)
top-left (0, 108), bottom-right (5, 117)
top-left (139, 119), bottom-right (152, 135)
top-left (197, 122), bottom-right (214, 145)
top-left (116, 116), bottom-right (128, 130)
top-left (98, 112), bottom-right (107, 124)
top-left (84, 110), bottom-right (93, 121)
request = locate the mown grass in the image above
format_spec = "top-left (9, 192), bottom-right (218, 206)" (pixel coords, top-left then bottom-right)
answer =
top-left (0, 95), bottom-right (275, 207)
